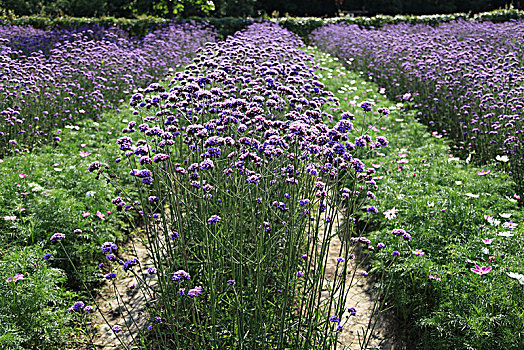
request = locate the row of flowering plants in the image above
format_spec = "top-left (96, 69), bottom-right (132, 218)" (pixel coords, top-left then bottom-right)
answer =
top-left (310, 19), bottom-right (524, 199)
top-left (83, 22), bottom-right (394, 348)
top-left (0, 21), bottom-right (217, 156)
top-left (313, 49), bottom-right (524, 349)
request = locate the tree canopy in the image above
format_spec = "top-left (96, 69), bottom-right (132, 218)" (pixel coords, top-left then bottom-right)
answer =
top-left (0, 0), bottom-right (520, 18)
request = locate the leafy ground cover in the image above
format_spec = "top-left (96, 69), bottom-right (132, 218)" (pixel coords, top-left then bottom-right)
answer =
top-left (314, 50), bottom-right (524, 349)
top-left (0, 106), bottom-right (134, 348)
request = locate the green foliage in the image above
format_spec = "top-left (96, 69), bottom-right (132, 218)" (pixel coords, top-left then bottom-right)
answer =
top-left (0, 246), bottom-right (75, 349)
top-left (314, 51), bottom-right (524, 349)
top-left (0, 114), bottom-right (132, 290)
top-left (2, 7), bottom-right (523, 39)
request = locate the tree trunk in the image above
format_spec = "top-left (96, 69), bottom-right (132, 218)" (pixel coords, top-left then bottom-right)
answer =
top-left (167, 0), bottom-right (174, 18)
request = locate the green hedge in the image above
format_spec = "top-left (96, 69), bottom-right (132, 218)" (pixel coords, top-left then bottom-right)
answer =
top-left (0, 7), bottom-right (523, 38)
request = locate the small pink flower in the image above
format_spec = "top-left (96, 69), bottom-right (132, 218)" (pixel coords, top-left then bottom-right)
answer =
top-left (428, 274), bottom-right (441, 281)
top-left (514, 193), bottom-right (521, 200)
top-left (484, 215), bottom-right (491, 221)
top-left (383, 207), bottom-right (398, 220)
top-left (503, 221), bottom-right (518, 229)
top-left (478, 169), bottom-right (490, 176)
top-left (482, 238), bottom-right (493, 245)
top-left (470, 265), bottom-right (492, 275)
top-left (80, 143), bottom-right (87, 148)
top-left (44, 193), bottom-right (51, 196)
top-left (82, 212), bottom-right (90, 218)
top-left (13, 273), bottom-right (24, 282)
top-left (96, 211), bottom-right (105, 221)
top-left (412, 249), bottom-right (425, 256)
top-left (18, 174), bottom-right (27, 179)
top-left (79, 151), bottom-right (91, 158)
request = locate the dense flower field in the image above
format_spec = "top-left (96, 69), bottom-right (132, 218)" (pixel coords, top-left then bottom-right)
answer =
top-left (1, 16), bottom-right (523, 350)
top-left (311, 20), bottom-right (524, 197)
top-left (0, 22), bottom-right (217, 155)
top-left (83, 22), bottom-right (394, 348)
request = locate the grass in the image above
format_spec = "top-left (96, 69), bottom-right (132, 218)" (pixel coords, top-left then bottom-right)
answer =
top-left (313, 49), bottom-right (524, 349)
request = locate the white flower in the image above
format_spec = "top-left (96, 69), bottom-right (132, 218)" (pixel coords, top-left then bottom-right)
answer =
top-left (496, 155), bottom-right (509, 162)
top-left (383, 207), bottom-right (398, 220)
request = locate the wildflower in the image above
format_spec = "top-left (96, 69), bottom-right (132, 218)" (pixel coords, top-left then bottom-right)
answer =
top-left (50, 233), bottom-right (65, 242)
top-left (112, 326), bottom-right (122, 334)
top-left (154, 316), bottom-right (162, 323)
top-left (148, 267), bottom-right (157, 275)
top-left (383, 207), bottom-right (398, 220)
top-left (347, 307), bottom-right (357, 316)
top-left (177, 288), bottom-right (186, 295)
top-left (43, 253), bottom-right (51, 260)
top-left (299, 199), bottom-right (310, 206)
top-left (377, 107), bottom-right (390, 115)
top-left (392, 229), bottom-right (406, 236)
top-left (367, 206), bottom-right (378, 213)
top-left (69, 301), bottom-right (85, 312)
top-left (377, 243), bottom-right (385, 248)
top-left (18, 174), bottom-right (27, 179)
top-left (482, 238), bottom-right (493, 245)
top-left (296, 271), bottom-right (304, 278)
top-left (470, 265), bottom-right (492, 275)
top-left (122, 259), bottom-right (139, 272)
top-left (172, 270), bottom-right (191, 282)
top-left (105, 273), bottom-right (117, 280)
top-left (412, 249), bottom-right (425, 256)
top-left (428, 275), bottom-right (441, 281)
top-left (207, 215), bottom-right (221, 224)
top-left (187, 286), bottom-right (203, 298)
top-left (392, 251), bottom-right (400, 257)
top-left (478, 169), bottom-right (490, 176)
top-left (361, 271), bottom-right (368, 276)
top-left (79, 151), bottom-right (91, 157)
top-left (329, 315), bottom-right (340, 323)
top-left (82, 212), bottom-right (90, 218)
top-left (360, 101), bottom-right (373, 112)
top-left (336, 257), bottom-right (345, 262)
top-left (227, 280), bottom-right (236, 286)
top-left (101, 242), bottom-right (118, 254)
top-left (87, 161), bottom-right (101, 172)
top-left (84, 306), bottom-right (94, 313)
top-left (336, 324), bottom-right (344, 332)
top-left (96, 211), bottom-right (106, 220)
top-left (503, 221), bottom-right (518, 229)
top-left (12, 273), bottom-right (25, 282)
